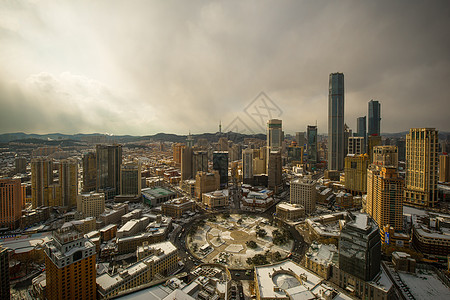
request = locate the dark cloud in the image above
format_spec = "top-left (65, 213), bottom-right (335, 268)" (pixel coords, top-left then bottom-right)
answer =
top-left (0, 0), bottom-right (449, 135)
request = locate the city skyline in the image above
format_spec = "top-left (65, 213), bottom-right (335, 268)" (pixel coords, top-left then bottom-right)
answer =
top-left (1, 1), bottom-right (450, 136)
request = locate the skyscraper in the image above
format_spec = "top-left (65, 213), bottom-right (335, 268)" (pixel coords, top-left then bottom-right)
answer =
top-left (267, 119), bottom-right (283, 153)
top-left (339, 213), bottom-right (381, 281)
top-left (439, 154), bottom-right (450, 182)
top-left (44, 225), bottom-right (96, 300)
top-left (368, 100), bottom-right (381, 136)
top-left (0, 178), bottom-right (23, 230)
top-left (96, 144), bottom-right (122, 200)
top-left (120, 161), bottom-right (142, 197)
top-left (213, 151), bottom-right (228, 188)
top-left (347, 137), bottom-right (365, 155)
top-left (181, 147), bottom-right (193, 181)
top-left (356, 116), bottom-right (366, 152)
top-left (295, 132), bottom-right (306, 147)
top-left (82, 152), bottom-right (96, 193)
top-left (404, 128), bottom-right (438, 208)
top-left (307, 125), bottom-right (318, 165)
top-left (267, 151), bottom-right (282, 193)
top-left (290, 177), bottom-right (317, 214)
top-left (193, 151), bottom-right (208, 176)
top-left (31, 157), bottom-right (53, 208)
top-left (328, 72), bottom-right (345, 171)
top-left (242, 149), bottom-right (254, 184)
top-left (60, 158), bottom-right (78, 208)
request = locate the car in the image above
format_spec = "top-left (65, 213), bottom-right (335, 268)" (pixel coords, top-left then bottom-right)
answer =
top-left (235, 273), bottom-right (240, 276)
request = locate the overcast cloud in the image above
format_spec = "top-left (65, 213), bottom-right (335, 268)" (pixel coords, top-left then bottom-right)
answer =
top-left (0, 0), bottom-right (449, 135)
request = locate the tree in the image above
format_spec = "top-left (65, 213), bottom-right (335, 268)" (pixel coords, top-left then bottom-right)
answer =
top-left (237, 218), bottom-right (243, 225)
top-left (256, 228), bottom-right (267, 238)
top-left (222, 212), bottom-right (230, 219)
top-left (246, 240), bottom-right (257, 249)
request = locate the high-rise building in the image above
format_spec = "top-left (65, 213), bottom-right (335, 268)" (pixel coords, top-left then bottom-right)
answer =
top-left (307, 125), bottom-right (318, 164)
top-left (0, 246), bottom-right (10, 300)
top-left (267, 119), bottom-right (283, 152)
top-left (290, 177), bottom-right (316, 214)
top-left (31, 157), bottom-right (53, 208)
top-left (193, 151), bottom-right (208, 176)
top-left (0, 178), bottom-right (23, 230)
top-left (339, 213), bottom-right (381, 281)
top-left (77, 192), bottom-right (105, 218)
top-left (96, 144), bottom-right (122, 200)
top-left (344, 124), bottom-right (352, 158)
top-left (368, 135), bottom-right (382, 163)
top-left (213, 151), bottom-right (228, 188)
top-left (404, 128), bottom-right (439, 208)
top-left (267, 151), bottom-right (282, 193)
top-left (368, 100), bottom-right (381, 136)
top-left (172, 143), bottom-right (185, 167)
top-left (120, 162), bottom-right (142, 196)
top-left (347, 136), bottom-right (365, 155)
top-left (356, 116), bottom-right (367, 152)
top-left (439, 154), bottom-right (450, 182)
top-left (395, 139), bottom-right (406, 162)
top-left (344, 154), bottom-right (369, 194)
top-left (242, 149), bottom-right (254, 184)
top-left (44, 225), bottom-right (96, 300)
top-left (181, 147), bottom-right (193, 181)
top-left (295, 132), bottom-right (306, 148)
top-left (366, 166), bottom-right (403, 239)
top-left (372, 146), bottom-right (398, 169)
top-left (328, 72), bottom-right (345, 171)
top-left (14, 157), bottom-right (27, 174)
top-left (195, 171), bottom-right (220, 199)
top-left (82, 152), bottom-right (96, 193)
top-left (218, 137), bottom-right (229, 151)
top-left (60, 158), bottom-right (78, 208)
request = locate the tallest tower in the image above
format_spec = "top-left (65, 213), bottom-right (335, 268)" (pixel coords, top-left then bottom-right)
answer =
top-left (328, 72), bottom-right (345, 171)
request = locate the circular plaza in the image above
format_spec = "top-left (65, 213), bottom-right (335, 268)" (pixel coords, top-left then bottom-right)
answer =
top-left (186, 214), bottom-right (294, 269)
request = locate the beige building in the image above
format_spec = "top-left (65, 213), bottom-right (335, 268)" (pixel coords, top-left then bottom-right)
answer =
top-left (439, 154), bottom-right (450, 182)
top-left (195, 171), bottom-right (220, 199)
top-left (275, 202), bottom-right (305, 221)
top-left (59, 158), bottom-right (78, 208)
top-left (31, 157), bottom-right (53, 208)
top-left (348, 136), bottom-right (365, 155)
top-left (344, 154), bottom-right (369, 194)
top-left (161, 197), bottom-right (196, 218)
top-left (372, 146), bottom-right (398, 168)
top-left (404, 128), bottom-right (438, 208)
top-left (290, 177), bottom-right (316, 214)
top-left (367, 167), bottom-right (404, 237)
top-left (120, 161), bottom-right (142, 196)
top-left (202, 190), bottom-right (229, 209)
top-left (77, 192), bottom-right (105, 218)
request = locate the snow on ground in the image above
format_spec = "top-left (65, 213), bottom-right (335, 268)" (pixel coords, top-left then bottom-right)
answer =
top-left (225, 244), bottom-right (244, 253)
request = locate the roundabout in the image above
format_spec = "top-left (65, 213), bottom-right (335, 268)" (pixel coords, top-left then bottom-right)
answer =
top-left (186, 214), bottom-right (294, 269)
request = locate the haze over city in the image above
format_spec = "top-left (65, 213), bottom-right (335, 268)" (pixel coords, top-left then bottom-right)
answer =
top-left (1, 0), bottom-right (450, 135)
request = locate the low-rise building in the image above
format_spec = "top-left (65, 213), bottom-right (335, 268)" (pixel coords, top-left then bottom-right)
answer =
top-left (303, 242), bottom-right (338, 279)
top-left (142, 187), bottom-right (177, 207)
top-left (275, 202), bottom-right (305, 221)
top-left (241, 190), bottom-right (274, 212)
top-left (99, 224), bottom-right (117, 242)
top-left (162, 197), bottom-right (196, 218)
top-left (202, 190), bottom-right (229, 209)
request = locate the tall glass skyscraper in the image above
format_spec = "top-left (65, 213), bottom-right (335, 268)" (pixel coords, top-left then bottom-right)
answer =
top-left (96, 144), bottom-right (122, 199)
top-left (328, 72), bottom-right (345, 171)
top-left (368, 100), bottom-right (381, 136)
top-left (307, 125), bottom-right (318, 164)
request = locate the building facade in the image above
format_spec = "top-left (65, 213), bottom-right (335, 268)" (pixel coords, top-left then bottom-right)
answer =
top-left (96, 144), bottom-right (122, 200)
top-left (344, 154), bottom-right (369, 194)
top-left (439, 154), bottom-right (450, 182)
top-left (356, 116), bottom-right (367, 152)
top-left (31, 157), bottom-right (53, 208)
top-left (404, 128), bottom-right (438, 208)
top-left (307, 125), bottom-right (318, 164)
top-left (77, 192), bottom-right (105, 218)
top-left (0, 246), bottom-right (10, 300)
top-left (368, 100), bottom-right (381, 136)
top-left (60, 158), bottom-right (78, 208)
top-left (290, 177), bottom-right (316, 214)
top-left (0, 178), bottom-right (23, 230)
top-left (212, 151), bottom-right (228, 188)
top-left (267, 119), bottom-right (283, 153)
top-left (348, 136), bottom-right (364, 155)
top-left (120, 161), bottom-right (142, 197)
top-left (82, 152), bottom-right (97, 193)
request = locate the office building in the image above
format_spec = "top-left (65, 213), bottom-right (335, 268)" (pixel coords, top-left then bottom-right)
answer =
top-left (267, 151), bottom-right (282, 192)
top-left (96, 144), bottom-right (122, 199)
top-left (356, 116), bottom-right (367, 152)
top-left (0, 246), bottom-right (10, 300)
top-left (348, 136), bottom-right (364, 155)
top-left (202, 190), bottom-right (229, 209)
top-left (192, 151), bottom-right (208, 176)
top-left (60, 158), bottom-right (78, 208)
top-left (180, 147), bottom-right (193, 181)
top-left (120, 161), bottom-right (141, 197)
top-left (213, 151), bottom-right (228, 188)
top-left (195, 171), bottom-right (220, 199)
top-left (372, 145), bottom-right (398, 168)
top-left (162, 197), bottom-right (196, 218)
top-left (290, 177), bottom-right (316, 214)
top-left (368, 135), bottom-right (382, 163)
top-left (307, 125), bottom-right (318, 164)
top-left (368, 100), bottom-right (381, 136)
top-left (15, 157), bottom-right (27, 174)
top-left (439, 154), bottom-right (450, 182)
top-left (44, 225), bottom-right (96, 300)
top-left (31, 157), bottom-right (53, 208)
top-left (339, 213), bottom-right (381, 281)
top-left (367, 167), bottom-right (403, 237)
top-left (242, 149), bottom-right (253, 184)
top-left (295, 131), bottom-right (306, 147)
top-left (267, 119), bottom-right (283, 153)
top-left (77, 192), bottom-right (105, 218)
top-left (395, 139), bottom-right (406, 162)
top-left (172, 143), bottom-right (184, 166)
top-left (0, 178), bottom-right (23, 230)
top-left (404, 128), bottom-right (439, 208)
top-left (328, 72), bottom-right (345, 171)
top-left (344, 124), bottom-right (352, 157)
top-left (344, 154), bottom-right (369, 194)
top-left (82, 152), bottom-right (96, 193)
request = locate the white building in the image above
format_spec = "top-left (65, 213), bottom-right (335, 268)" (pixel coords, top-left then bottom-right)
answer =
top-left (290, 177), bottom-right (317, 214)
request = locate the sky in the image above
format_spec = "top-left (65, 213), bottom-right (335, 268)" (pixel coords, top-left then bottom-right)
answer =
top-left (0, 0), bottom-right (449, 136)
